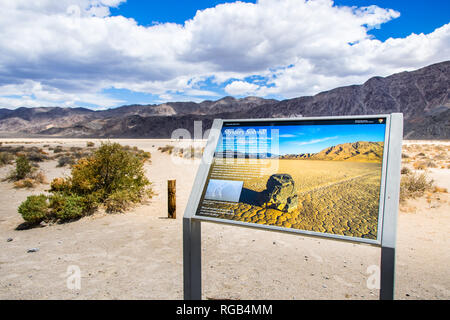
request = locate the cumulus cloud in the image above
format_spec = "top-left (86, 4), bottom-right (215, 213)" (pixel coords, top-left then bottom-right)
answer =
top-left (0, 0), bottom-right (448, 108)
top-left (224, 81), bottom-right (259, 96)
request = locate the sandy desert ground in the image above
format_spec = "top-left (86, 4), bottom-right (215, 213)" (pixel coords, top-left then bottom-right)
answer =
top-left (0, 139), bottom-right (449, 300)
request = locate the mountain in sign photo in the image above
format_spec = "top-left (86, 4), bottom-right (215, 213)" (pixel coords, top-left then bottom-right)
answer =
top-left (281, 141), bottom-right (384, 163)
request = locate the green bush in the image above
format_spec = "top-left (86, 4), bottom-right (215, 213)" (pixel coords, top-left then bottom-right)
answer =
top-left (18, 194), bottom-right (49, 224)
top-left (50, 177), bottom-right (72, 193)
top-left (49, 193), bottom-right (85, 221)
top-left (8, 155), bottom-right (33, 181)
top-left (70, 142), bottom-right (151, 206)
top-left (104, 189), bottom-right (132, 213)
top-left (16, 155), bottom-right (32, 179)
top-left (19, 142), bottom-right (152, 225)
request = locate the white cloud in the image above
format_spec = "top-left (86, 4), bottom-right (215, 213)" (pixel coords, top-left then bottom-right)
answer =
top-left (224, 81), bottom-right (259, 96)
top-left (0, 80), bottom-right (124, 109)
top-left (0, 0), bottom-right (448, 108)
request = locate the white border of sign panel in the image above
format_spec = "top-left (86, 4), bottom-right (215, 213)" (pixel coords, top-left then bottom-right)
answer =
top-left (185, 114), bottom-right (402, 247)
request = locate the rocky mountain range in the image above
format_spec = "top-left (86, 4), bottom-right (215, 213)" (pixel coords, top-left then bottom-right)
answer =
top-left (0, 61), bottom-right (448, 139)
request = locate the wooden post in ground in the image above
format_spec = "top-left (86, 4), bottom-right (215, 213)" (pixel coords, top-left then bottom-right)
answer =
top-left (168, 180), bottom-right (176, 219)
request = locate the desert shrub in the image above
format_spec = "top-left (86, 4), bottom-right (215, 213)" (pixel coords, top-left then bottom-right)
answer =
top-left (12, 171), bottom-right (47, 189)
top-left (413, 161), bottom-right (426, 170)
top-left (104, 189), bottom-right (133, 213)
top-left (123, 145), bottom-right (151, 162)
top-left (26, 152), bottom-right (45, 162)
top-left (0, 145), bottom-right (24, 154)
top-left (86, 141), bottom-right (95, 147)
top-left (14, 178), bottom-right (36, 189)
top-left (401, 153), bottom-right (409, 159)
top-left (137, 150), bottom-right (151, 161)
top-left (16, 155), bottom-right (32, 179)
top-left (57, 142), bottom-right (151, 213)
top-left (34, 171), bottom-right (48, 184)
top-left (78, 192), bottom-right (101, 213)
top-left (18, 142), bottom-right (152, 224)
top-left (53, 146), bottom-right (64, 153)
top-left (26, 150), bottom-right (48, 162)
top-left (18, 194), bottom-right (49, 223)
top-left (424, 160), bottom-right (437, 168)
top-left (50, 177), bottom-right (72, 193)
top-left (416, 152), bottom-right (426, 157)
top-left (49, 193), bottom-right (85, 221)
top-left (158, 145), bottom-right (174, 154)
top-left (71, 142), bottom-right (151, 202)
top-left (8, 156), bottom-right (33, 181)
top-left (0, 152), bottom-right (14, 166)
top-left (401, 167), bottom-right (411, 175)
top-left (73, 151), bottom-right (92, 159)
top-left (57, 156), bottom-right (76, 167)
top-left (433, 186), bottom-right (448, 193)
top-left (400, 172), bottom-right (434, 202)
top-left (130, 149), bottom-right (151, 162)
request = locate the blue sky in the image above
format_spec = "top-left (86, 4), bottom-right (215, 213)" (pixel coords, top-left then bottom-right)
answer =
top-left (110, 0), bottom-right (450, 42)
top-left (335, 0), bottom-right (450, 41)
top-left (217, 123), bottom-right (386, 155)
top-left (0, 1), bottom-right (448, 109)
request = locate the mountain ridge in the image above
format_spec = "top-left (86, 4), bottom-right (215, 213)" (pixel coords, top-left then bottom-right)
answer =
top-left (0, 61), bottom-right (448, 139)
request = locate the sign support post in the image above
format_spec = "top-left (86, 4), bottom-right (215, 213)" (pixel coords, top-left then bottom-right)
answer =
top-left (183, 119), bottom-right (223, 300)
top-left (183, 217), bottom-right (202, 300)
top-left (379, 113), bottom-right (403, 300)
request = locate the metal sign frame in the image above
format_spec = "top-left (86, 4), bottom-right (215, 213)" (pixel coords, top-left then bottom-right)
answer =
top-left (183, 113), bottom-right (403, 300)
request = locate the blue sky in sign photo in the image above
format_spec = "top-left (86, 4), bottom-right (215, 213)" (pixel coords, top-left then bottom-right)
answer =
top-left (217, 122), bottom-right (386, 154)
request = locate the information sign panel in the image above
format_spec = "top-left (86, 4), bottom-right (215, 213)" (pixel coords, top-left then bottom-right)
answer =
top-left (192, 116), bottom-right (394, 245)
top-left (183, 114), bottom-right (403, 300)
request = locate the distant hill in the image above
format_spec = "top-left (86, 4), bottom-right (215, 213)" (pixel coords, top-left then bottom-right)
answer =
top-left (281, 141), bottom-right (384, 162)
top-left (0, 61), bottom-right (448, 139)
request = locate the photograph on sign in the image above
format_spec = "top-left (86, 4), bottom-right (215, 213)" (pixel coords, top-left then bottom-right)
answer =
top-left (195, 118), bottom-right (388, 241)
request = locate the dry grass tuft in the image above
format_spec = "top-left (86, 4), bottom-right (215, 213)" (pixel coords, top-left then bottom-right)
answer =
top-left (13, 178), bottom-right (36, 189)
top-left (401, 167), bottom-right (411, 175)
top-left (400, 172), bottom-right (434, 202)
top-left (433, 186), bottom-right (448, 194)
top-left (413, 161), bottom-right (426, 170)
